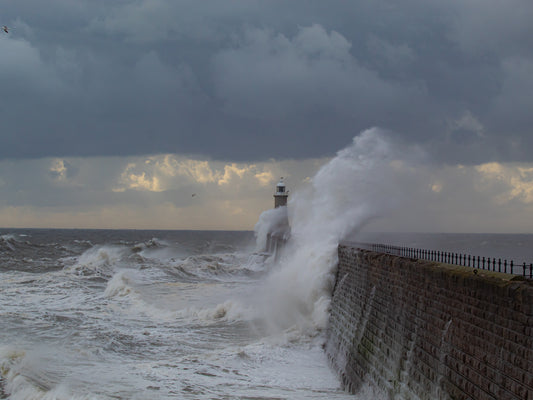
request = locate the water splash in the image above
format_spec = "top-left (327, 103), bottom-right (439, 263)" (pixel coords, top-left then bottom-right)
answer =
top-left (257, 128), bottom-right (424, 333)
top-left (254, 206), bottom-right (289, 252)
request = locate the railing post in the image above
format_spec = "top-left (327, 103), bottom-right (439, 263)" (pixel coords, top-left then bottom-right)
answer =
top-left (524, 262), bottom-right (527, 277)
top-left (504, 260), bottom-right (507, 274)
top-left (498, 258), bottom-right (501, 273)
top-left (510, 260), bottom-right (513, 274)
top-left (482, 257), bottom-right (485, 269)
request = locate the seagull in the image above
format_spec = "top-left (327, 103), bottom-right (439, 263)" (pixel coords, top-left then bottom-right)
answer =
top-left (191, 193), bottom-right (196, 197)
top-left (2, 26), bottom-right (8, 33)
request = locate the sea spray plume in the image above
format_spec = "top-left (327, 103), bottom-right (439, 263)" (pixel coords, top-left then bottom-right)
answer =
top-left (254, 206), bottom-right (289, 252)
top-left (258, 128), bottom-right (425, 334)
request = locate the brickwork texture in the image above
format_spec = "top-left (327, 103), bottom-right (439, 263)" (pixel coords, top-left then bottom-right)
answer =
top-left (325, 244), bottom-right (533, 400)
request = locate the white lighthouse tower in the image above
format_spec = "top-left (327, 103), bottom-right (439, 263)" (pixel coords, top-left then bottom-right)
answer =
top-left (273, 177), bottom-right (289, 208)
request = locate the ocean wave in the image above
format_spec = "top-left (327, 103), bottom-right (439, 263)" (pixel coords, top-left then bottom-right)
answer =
top-left (102, 271), bottom-right (180, 322)
top-left (171, 253), bottom-right (257, 281)
top-left (0, 234), bottom-right (18, 251)
top-left (131, 237), bottom-right (166, 253)
top-left (0, 234), bottom-right (38, 253)
top-left (64, 245), bottom-right (127, 279)
top-left (0, 346), bottom-right (104, 400)
top-left (103, 270), bottom-right (135, 298)
top-left (175, 300), bottom-right (252, 323)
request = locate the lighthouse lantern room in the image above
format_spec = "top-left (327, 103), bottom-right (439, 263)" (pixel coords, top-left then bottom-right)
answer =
top-left (274, 177), bottom-right (289, 208)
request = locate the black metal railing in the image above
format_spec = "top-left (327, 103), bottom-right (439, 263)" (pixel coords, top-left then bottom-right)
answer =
top-left (342, 241), bottom-right (533, 279)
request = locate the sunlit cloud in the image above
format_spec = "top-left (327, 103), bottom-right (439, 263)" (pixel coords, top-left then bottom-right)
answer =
top-left (156, 157), bottom-right (218, 184)
top-left (49, 159), bottom-right (69, 181)
top-left (217, 163), bottom-right (248, 185)
top-left (254, 170), bottom-right (274, 186)
top-left (48, 159), bottom-right (80, 185)
top-left (475, 162), bottom-right (533, 204)
top-left (113, 156), bottom-right (279, 192)
top-left (115, 162), bottom-right (163, 192)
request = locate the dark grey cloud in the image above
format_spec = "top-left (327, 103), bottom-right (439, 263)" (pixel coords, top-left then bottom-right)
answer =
top-left (1, 0), bottom-right (532, 163)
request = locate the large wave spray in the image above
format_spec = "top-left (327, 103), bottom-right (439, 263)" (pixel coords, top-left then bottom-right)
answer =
top-left (257, 128), bottom-right (424, 333)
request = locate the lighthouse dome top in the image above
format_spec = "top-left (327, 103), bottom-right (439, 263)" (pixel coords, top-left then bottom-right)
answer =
top-left (275, 178), bottom-right (287, 193)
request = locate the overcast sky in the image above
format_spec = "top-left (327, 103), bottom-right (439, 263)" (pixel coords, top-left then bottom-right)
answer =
top-left (0, 0), bottom-right (532, 231)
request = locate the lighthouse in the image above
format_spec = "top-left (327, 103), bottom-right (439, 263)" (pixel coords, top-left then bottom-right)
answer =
top-left (262, 177), bottom-right (290, 257)
top-left (273, 177), bottom-right (288, 208)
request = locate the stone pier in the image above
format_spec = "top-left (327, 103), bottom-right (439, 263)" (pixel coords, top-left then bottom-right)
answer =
top-left (326, 243), bottom-right (533, 400)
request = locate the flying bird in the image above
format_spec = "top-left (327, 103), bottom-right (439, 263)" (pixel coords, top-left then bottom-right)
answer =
top-left (2, 26), bottom-right (8, 33)
top-left (191, 193), bottom-right (197, 197)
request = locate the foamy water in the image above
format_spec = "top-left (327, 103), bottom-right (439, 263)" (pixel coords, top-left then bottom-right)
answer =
top-left (0, 229), bottom-right (369, 399)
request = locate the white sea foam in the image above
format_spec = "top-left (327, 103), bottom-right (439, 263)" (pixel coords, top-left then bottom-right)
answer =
top-left (65, 245), bottom-right (127, 278)
top-left (0, 346), bottom-right (103, 400)
top-left (256, 128), bottom-right (424, 333)
top-left (103, 270), bottom-right (135, 298)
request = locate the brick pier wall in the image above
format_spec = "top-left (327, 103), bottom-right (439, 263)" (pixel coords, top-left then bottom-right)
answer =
top-left (325, 243), bottom-right (533, 400)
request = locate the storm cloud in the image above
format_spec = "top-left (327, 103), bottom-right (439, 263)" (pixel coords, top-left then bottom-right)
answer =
top-left (1, 1), bottom-right (533, 231)
top-left (0, 0), bottom-right (531, 163)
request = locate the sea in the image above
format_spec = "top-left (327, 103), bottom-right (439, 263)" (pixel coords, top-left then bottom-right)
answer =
top-left (2, 228), bottom-right (532, 400)
top-left (0, 228), bottom-right (366, 400)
